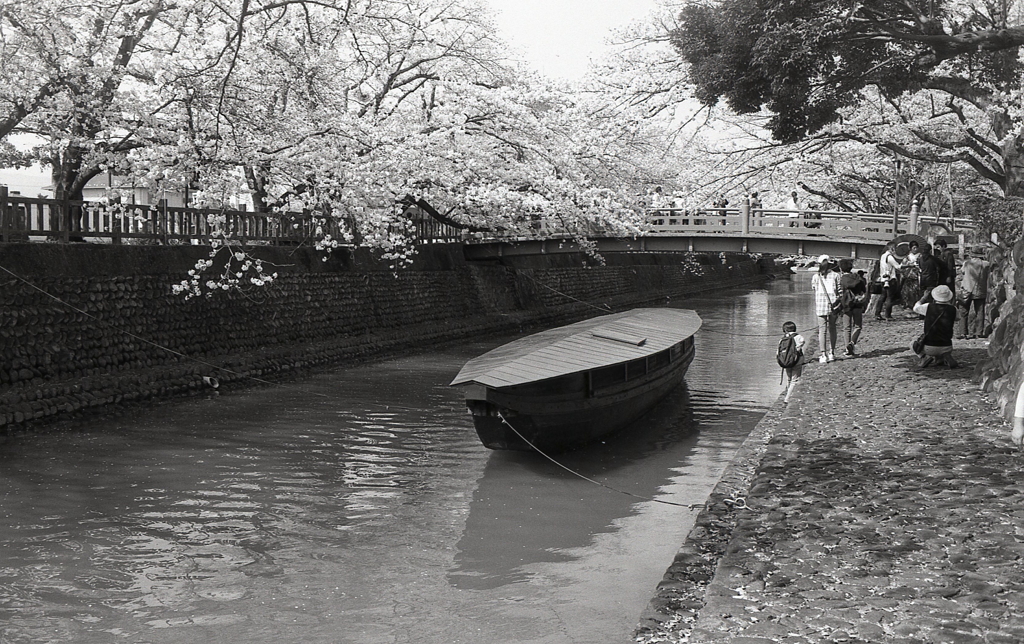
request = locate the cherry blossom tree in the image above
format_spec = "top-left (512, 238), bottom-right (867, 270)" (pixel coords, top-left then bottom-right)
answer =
top-left (0, 0), bottom-right (690, 297)
top-left (0, 0), bottom-right (182, 224)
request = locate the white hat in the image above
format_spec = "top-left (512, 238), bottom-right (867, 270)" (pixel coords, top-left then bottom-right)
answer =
top-left (817, 254), bottom-right (831, 264)
top-left (932, 285), bottom-right (953, 303)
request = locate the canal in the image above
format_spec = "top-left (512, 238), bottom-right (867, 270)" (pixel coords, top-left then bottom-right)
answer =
top-left (0, 273), bottom-right (816, 644)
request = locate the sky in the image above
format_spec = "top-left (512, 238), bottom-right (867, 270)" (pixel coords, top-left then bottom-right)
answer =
top-left (484, 0), bottom-right (660, 80)
top-left (0, 1), bottom-right (660, 195)
top-left (0, 166), bottom-right (49, 197)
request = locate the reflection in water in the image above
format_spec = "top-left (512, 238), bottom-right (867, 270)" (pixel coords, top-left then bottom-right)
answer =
top-left (449, 388), bottom-right (697, 590)
top-left (0, 275), bottom-right (815, 644)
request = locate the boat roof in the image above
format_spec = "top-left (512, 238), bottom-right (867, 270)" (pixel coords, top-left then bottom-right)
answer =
top-left (450, 308), bottom-right (702, 388)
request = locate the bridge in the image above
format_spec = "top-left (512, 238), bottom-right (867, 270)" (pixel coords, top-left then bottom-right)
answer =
top-left (0, 187), bottom-right (972, 262)
top-left (464, 205), bottom-right (974, 262)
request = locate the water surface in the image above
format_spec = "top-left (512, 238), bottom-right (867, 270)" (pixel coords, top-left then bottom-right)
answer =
top-left (0, 274), bottom-right (816, 643)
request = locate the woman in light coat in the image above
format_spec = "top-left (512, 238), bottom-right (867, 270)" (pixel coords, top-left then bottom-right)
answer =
top-left (811, 255), bottom-right (842, 362)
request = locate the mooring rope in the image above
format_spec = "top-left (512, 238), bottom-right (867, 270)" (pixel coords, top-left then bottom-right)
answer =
top-left (518, 271), bottom-right (613, 314)
top-left (497, 411), bottom-right (708, 510)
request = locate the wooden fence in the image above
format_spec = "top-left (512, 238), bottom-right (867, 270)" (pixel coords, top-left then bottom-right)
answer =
top-left (0, 189), bottom-right (465, 246)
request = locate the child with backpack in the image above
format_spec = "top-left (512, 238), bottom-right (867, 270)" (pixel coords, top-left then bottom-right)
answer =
top-left (777, 321), bottom-right (806, 404)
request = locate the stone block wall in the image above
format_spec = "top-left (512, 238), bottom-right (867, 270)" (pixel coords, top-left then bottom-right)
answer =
top-left (0, 243), bottom-right (767, 432)
top-left (977, 239), bottom-right (1023, 422)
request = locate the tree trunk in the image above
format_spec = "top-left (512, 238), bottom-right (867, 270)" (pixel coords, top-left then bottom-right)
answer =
top-left (50, 149), bottom-right (86, 240)
top-left (1001, 137), bottom-right (1024, 197)
top-left (50, 147), bottom-right (106, 241)
top-left (244, 164), bottom-right (272, 213)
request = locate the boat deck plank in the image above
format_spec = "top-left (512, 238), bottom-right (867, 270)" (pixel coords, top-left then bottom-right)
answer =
top-left (450, 308), bottom-right (702, 387)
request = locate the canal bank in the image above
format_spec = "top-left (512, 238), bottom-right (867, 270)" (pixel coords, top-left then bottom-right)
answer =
top-left (0, 243), bottom-right (772, 434)
top-left (636, 314), bottom-right (1024, 643)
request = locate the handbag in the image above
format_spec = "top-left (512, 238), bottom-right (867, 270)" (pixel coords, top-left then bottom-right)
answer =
top-left (911, 333), bottom-right (926, 355)
top-left (913, 308), bottom-right (941, 356)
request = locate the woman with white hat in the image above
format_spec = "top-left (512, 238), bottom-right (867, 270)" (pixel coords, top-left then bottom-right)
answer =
top-left (811, 255), bottom-right (841, 363)
top-left (911, 285), bottom-right (961, 368)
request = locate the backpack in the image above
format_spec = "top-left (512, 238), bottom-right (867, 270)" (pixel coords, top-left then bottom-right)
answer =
top-left (777, 334), bottom-right (801, 369)
top-left (841, 274), bottom-right (868, 312)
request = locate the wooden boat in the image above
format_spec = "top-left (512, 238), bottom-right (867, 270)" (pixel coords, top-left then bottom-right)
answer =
top-left (450, 308), bottom-right (701, 451)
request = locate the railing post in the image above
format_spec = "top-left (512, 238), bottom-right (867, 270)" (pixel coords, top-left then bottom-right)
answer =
top-left (160, 201), bottom-right (169, 245)
top-left (0, 186), bottom-right (8, 242)
top-left (740, 200), bottom-right (750, 236)
top-left (909, 198), bottom-right (919, 235)
top-left (61, 197), bottom-right (70, 243)
top-left (112, 204), bottom-right (122, 245)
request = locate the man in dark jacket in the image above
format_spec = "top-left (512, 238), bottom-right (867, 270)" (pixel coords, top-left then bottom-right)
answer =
top-left (917, 243), bottom-right (942, 305)
top-left (934, 238), bottom-right (957, 296)
top-left (838, 259), bottom-right (868, 357)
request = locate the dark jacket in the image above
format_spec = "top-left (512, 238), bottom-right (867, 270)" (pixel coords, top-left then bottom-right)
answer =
top-left (938, 248), bottom-right (956, 287)
top-left (918, 254), bottom-right (941, 290)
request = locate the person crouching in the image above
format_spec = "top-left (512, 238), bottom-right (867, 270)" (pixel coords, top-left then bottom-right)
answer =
top-left (912, 285), bottom-right (960, 368)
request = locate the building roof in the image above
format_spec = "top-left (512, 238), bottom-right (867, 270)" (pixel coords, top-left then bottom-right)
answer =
top-left (450, 308), bottom-right (702, 388)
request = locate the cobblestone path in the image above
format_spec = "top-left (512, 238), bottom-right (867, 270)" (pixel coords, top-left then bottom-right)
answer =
top-left (682, 317), bottom-right (1024, 643)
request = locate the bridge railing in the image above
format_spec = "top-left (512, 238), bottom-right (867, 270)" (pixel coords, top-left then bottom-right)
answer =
top-left (647, 207), bottom-right (973, 240)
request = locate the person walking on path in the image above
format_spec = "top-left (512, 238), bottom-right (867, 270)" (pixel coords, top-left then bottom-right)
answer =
top-left (935, 238), bottom-right (957, 296)
top-left (903, 240), bottom-right (920, 266)
top-left (838, 259), bottom-right (867, 357)
top-left (811, 255), bottom-right (841, 363)
top-left (957, 246), bottom-right (990, 339)
top-left (873, 242), bottom-right (902, 320)
top-left (917, 242), bottom-right (941, 307)
top-left (777, 321), bottom-right (805, 404)
top-left (912, 284), bottom-right (960, 368)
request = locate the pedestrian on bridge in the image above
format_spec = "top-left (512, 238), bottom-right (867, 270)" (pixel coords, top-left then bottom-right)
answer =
top-left (811, 255), bottom-right (841, 363)
top-left (785, 191), bottom-right (801, 227)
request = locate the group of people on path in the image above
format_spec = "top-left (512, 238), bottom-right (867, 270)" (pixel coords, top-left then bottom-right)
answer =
top-left (778, 243), bottom-right (993, 403)
top-left (810, 254), bottom-right (868, 363)
top-left (885, 239), bottom-right (993, 339)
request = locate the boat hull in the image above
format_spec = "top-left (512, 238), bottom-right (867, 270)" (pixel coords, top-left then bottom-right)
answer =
top-left (470, 347), bottom-right (693, 452)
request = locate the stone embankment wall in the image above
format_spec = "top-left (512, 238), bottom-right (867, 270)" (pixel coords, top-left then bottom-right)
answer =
top-left (0, 243), bottom-right (771, 432)
top-left (977, 240), bottom-right (1023, 420)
